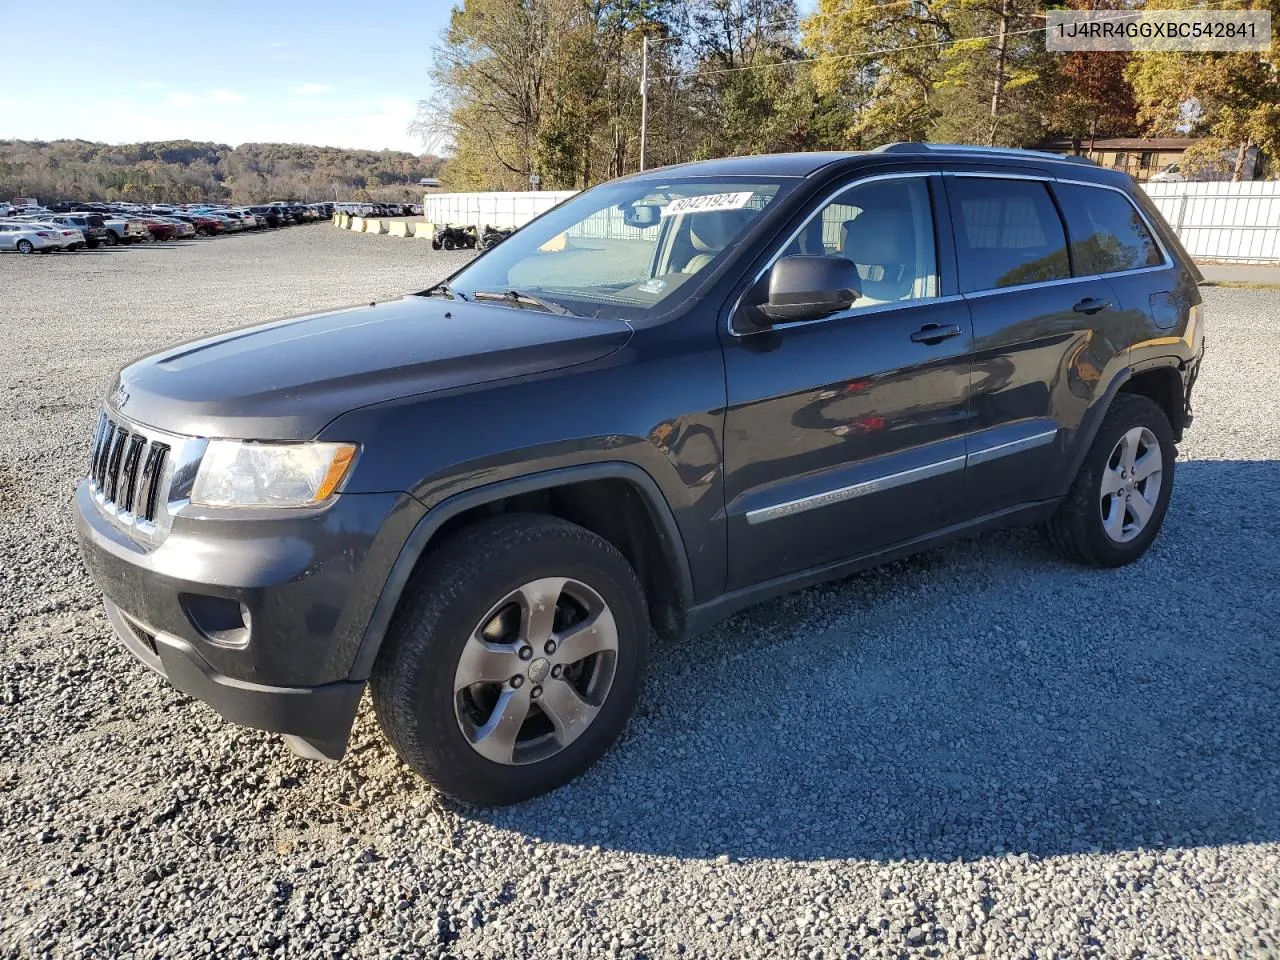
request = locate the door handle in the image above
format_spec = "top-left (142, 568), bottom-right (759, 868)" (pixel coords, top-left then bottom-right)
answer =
top-left (910, 323), bottom-right (963, 345)
top-left (1073, 297), bottom-right (1112, 315)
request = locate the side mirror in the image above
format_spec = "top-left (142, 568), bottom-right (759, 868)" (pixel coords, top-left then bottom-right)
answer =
top-left (620, 202), bottom-right (661, 229)
top-left (759, 255), bottom-right (861, 323)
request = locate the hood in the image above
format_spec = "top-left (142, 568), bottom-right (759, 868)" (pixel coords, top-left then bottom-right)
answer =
top-left (110, 296), bottom-right (631, 440)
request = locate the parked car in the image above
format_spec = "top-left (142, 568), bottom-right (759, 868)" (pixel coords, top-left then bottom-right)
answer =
top-left (432, 223), bottom-right (477, 250)
top-left (19, 220), bottom-right (86, 250)
top-left (85, 214), bottom-right (151, 245)
top-left (75, 144), bottom-right (1205, 806)
top-left (135, 218), bottom-right (182, 242)
top-left (49, 214), bottom-right (111, 249)
top-left (171, 213), bottom-right (225, 236)
top-left (248, 205), bottom-right (281, 227)
top-left (0, 222), bottom-right (61, 253)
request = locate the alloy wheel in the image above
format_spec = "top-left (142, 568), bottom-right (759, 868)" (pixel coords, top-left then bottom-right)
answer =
top-left (452, 577), bottom-right (619, 766)
top-left (1099, 425), bottom-right (1163, 543)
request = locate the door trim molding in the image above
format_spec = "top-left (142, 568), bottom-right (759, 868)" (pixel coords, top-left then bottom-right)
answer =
top-left (745, 455), bottom-right (965, 525)
top-left (966, 428), bottom-right (1058, 467)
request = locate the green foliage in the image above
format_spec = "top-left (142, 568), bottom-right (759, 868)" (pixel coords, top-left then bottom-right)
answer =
top-left (0, 139), bottom-right (445, 203)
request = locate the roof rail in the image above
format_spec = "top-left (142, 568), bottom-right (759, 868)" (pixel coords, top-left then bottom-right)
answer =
top-left (872, 142), bottom-right (1096, 166)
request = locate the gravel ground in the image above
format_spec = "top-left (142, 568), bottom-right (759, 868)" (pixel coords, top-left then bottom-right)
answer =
top-left (2, 225), bottom-right (1278, 959)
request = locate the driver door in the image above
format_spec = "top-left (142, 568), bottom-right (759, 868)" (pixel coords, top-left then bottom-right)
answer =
top-left (720, 173), bottom-right (974, 589)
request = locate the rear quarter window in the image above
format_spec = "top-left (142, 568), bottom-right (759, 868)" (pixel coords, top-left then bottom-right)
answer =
top-left (1053, 183), bottom-right (1164, 275)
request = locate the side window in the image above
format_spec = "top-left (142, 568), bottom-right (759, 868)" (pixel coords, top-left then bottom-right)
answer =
top-left (780, 177), bottom-right (938, 307)
top-left (948, 178), bottom-right (1070, 291)
top-left (1054, 183), bottom-right (1164, 275)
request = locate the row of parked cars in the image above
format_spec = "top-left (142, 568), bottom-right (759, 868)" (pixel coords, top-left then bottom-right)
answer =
top-left (0, 201), bottom-right (335, 254)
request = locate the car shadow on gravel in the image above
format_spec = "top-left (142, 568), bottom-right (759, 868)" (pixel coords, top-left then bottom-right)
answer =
top-left (477, 459), bottom-right (1280, 863)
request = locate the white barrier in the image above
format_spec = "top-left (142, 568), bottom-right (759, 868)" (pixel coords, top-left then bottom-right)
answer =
top-left (424, 190), bottom-right (578, 229)
top-left (419, 182), bottom-right (1280, 264)
top-left (1142, 181), bottom-right (1280, 264)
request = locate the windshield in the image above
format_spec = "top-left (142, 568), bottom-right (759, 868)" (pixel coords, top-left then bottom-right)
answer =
top-left (433, 176), bottom-right (796, 319)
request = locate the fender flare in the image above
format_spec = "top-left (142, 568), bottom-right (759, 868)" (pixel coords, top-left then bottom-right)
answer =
top-left (346, 461), bottom-right (694, 681)
top-left (1057, 356), bottom-right (1185, 498)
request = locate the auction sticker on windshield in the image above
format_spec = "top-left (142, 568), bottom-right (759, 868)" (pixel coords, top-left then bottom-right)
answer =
top-left (662, 192), bottom-right (754, 217)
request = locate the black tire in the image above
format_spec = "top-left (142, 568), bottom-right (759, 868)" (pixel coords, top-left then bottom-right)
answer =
top-left (442, 237), bottom-right (455, 250)
top-left (104, 232), bottom-right (119, 247)
top-left (15, 240), bottom-right (33, 254)
top-left (371, 513), bottom-right (650, 805)
top-left (431, 240), bottom-right (443, 250)
top-left (1043, 393), bottom-right (1176, 567)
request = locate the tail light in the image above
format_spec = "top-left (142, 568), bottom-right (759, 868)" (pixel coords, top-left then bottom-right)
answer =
top-left (37, 231), bottom-right (55, 238)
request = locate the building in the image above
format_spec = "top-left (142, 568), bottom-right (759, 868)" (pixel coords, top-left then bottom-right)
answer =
top-left (1036, 137), bottom-right (1199, 182)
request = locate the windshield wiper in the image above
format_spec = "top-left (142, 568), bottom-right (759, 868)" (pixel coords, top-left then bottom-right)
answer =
top-left (473, 289), bottom-right (575, 316)
top-left (421, 282), bottom-right (467, 301)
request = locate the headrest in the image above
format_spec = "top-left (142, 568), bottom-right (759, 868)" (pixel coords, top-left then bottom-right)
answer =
top-left (841, 209), bottom-right (914, 265)
top-left (689, 210), bottom-right (751, 252)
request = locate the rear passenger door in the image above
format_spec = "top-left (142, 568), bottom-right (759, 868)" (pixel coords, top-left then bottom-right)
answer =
top-left (943, 172), bottom-right (1124, 520)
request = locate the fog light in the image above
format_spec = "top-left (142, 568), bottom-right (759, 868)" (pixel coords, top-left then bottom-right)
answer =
top-left (180, 594), bottom-right (251, 647)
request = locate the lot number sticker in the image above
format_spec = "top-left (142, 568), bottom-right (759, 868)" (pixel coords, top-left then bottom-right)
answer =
top-left (662, 192), bottom-right (754, 217)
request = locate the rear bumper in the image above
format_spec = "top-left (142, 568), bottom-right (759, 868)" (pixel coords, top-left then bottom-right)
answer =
top-left (104, 598), bottom-right (364, 757)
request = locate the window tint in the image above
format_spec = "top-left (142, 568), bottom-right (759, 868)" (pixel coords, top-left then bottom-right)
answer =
top-left (779, 177), bottom-right (938, 308)
top-left (948, 178), bottom-right (1069, 292)
top-left (1055, 183), bottom-right (1163, 275)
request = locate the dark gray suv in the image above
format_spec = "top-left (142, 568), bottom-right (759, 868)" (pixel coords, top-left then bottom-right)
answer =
top-left (75, 144), bottom-right (1205, 805)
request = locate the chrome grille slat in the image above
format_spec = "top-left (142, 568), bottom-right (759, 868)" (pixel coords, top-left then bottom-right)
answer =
top-left (104, 426), bottom-right (128, 501)
top-left (139, 444), bottom-right (169, 522)
top-left (120, 435), bottom-right (146, 514)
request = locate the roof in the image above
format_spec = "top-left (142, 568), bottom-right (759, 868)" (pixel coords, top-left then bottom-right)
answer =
top-left (1037, 137), bottom-right (1199, 152)
top-left (627, 143), bottom-right (1105, 181)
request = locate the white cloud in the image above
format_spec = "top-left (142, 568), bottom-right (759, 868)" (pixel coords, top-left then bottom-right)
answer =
top-left (291, 83), bottom-right (334, 96)
top-left (164, 89), bottom-right (247, 108)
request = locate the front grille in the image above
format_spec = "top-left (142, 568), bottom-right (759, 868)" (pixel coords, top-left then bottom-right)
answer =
top-left (89, 413), bottom-right (170, 523)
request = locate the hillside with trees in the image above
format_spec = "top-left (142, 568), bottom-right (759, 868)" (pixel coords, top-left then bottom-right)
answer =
top-left (0, 140), bottom-right (445, 204)
top-left (417, 0), bottom-right (1277, 190)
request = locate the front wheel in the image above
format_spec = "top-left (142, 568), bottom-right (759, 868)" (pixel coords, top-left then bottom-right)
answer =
top-left (104, 232), bottom-right (119, 247)
top-left (16, 240), bottom-right (34, 254)
top-left (1044, 394), bottom-right (1176, 567)
top-left (372, 514), bottom-right (650, 805)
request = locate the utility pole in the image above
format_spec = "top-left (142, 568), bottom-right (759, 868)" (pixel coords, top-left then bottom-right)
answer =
top-left (639, 34), bottom-right (649, 172)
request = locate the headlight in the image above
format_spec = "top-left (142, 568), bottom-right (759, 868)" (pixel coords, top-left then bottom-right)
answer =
top-left (190, 441), bottom-right (357, 508)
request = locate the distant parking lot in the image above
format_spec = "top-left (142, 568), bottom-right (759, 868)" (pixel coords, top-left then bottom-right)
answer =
top-left (2, 225), bottom-right (1278, 958)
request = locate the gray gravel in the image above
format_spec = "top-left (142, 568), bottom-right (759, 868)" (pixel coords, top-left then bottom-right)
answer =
top-left (2, 225), bottom-right (1279, 959)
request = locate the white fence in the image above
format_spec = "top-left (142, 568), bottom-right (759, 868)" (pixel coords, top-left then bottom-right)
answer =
top-left (1141, 181), bottom-right (1280, 264)
top-left (425, 182), bottom-right (1280, 264)
top-left (423, 190), bottom-right (578, 229)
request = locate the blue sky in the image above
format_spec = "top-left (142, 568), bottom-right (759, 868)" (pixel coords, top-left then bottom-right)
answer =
top-left (3, 0), bottom-right (454, 153)
top-left (3, 0), bottom-right (819, 155)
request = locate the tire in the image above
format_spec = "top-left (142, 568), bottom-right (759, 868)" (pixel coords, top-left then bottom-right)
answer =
top-left (431, 240), bottom-right (443, 250)
top-left (86, 239), bottom-right (99, 250)
top-left (15, 240), bottom-right (33, 254)
top-left (442, 237), bottom-right (455, 250)
top-left (1043, 393), bottom-right (1176, 567)
top-left (371, 513), bottom-right (650, 806)
top-left (104, 232), bottom-right (119, 247)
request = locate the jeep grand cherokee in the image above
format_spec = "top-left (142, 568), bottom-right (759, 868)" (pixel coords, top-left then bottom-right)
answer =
top-left (76, 143), bottom-right (1204, 805)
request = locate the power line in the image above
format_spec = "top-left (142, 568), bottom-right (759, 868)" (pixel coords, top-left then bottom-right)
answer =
top-left (655, 8), bottom-right (1148, 82)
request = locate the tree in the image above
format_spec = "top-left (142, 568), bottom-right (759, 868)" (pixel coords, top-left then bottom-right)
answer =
top-left (1127, 0), bottom-right (1280, 180)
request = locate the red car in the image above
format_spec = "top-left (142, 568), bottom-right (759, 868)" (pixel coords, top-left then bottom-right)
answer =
top-left (137, 218), bottom-right (182, 242)
top-left (182, 214), bottom-right (225, 237)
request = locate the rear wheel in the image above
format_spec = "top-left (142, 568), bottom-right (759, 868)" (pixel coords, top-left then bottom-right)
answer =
top-left (104, 232), bottom-right (118, 247)
top-left (442, 237), bottom-right (455, 250)
top-left (372, 514), bottom-right (650, 805)
top-left (16, 240), bottom-right (33, 254)
top-left (1044, 394), bottom-right (1176, 567)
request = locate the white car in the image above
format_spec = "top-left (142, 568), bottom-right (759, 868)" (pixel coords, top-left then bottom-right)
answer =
top-left (9, 218), bottom-right (85, 250)
top-left (0, 222), bottom-right (61, 253)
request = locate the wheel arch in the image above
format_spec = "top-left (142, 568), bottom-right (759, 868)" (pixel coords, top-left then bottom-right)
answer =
top-left (1056, 358), bottom-right (1186, 499)
top-left (347, 462), bottom-right (694, 681)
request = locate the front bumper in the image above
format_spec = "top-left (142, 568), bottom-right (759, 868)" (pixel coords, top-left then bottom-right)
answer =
top-left (104, 598), bottom-right (364, 758)
top-left (75, 480), bottom-right (425, 757)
